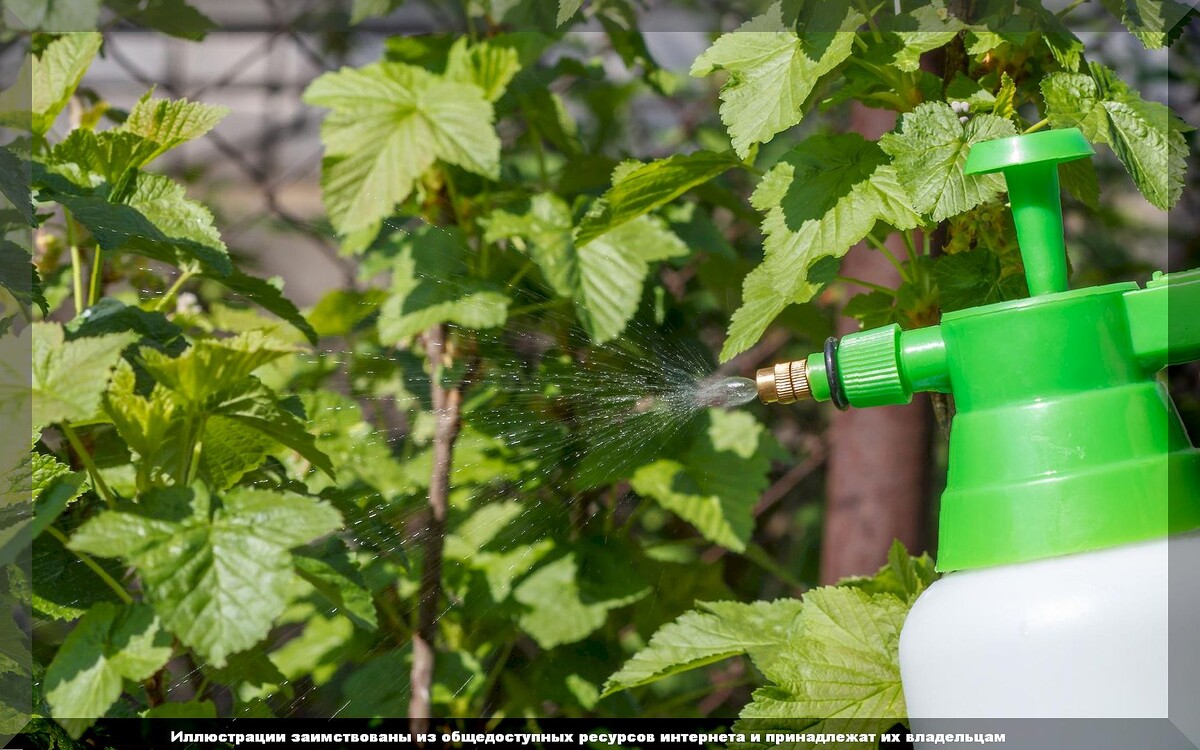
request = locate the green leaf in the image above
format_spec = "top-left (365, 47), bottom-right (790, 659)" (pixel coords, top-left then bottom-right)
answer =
top-left (137, 329), bottom-right (298, 404)
top-left (691, 2), bottom-right (861, 158)
top-left (631, 409), bottom-right (770, 552)
top-left (444, 38), bottom-right (521, 103)
top-left (602, 598), bottom-right (803, 697)
top-left (208, 378), bottom-right (335, 479)
top-left (68, 298), bottom-right (184, 354)
top-left (736, 587), bottom-right (909, 743)
top-left (29, 32), bottom-right (103, 136)
top-left (304, 62), bottom-right (500, 235)
top-left (1098, 0), bottom-right (1194, 48)
top-left (557, 0), bottom-right (584, 25)
top-left (1059, 157), bottom-right (1099, 210)
top-left (876, 3), bottom-right (963, 72)
top-left (119, 91), bottom-right (229, 160)
top-left (70, 486), bottom-right (342, 666)
top-left (932, 247), bottom-right (1027, 312)
top-left (0, 240), bottom-right (47, 315)
top-left (44, 602), bottom-right (172, 738)
top-left (879, 101), bottom-right (1018, 223)
top-left (294, 553), bottom-right (379, 631)
top-left (992, 71), bottom-right (1016, 121)
top-left (376, 227), bottom-right (510, 344)
top-left (5, 0), bottom-right (102, 31)
top-left (350, 0), bottom-right (405, 23)
top-left (49, 129), bottom-right (163, 189)
top-left (0, 147), bottom-right (34, 225)
top-left (575, 150), bottom-right (741, 246)
top-left (34, 533), bottom-right (125, 621)
top-left (307, 289), bottom-right (388, 337)
top-left (40, 170), bottom-right (233, 277)
top-left (1041, 63), bottom-right (1191, 210)
top-left (32, 323), bottom-right (137, 429)
top-left (482, 195), bottom-right (687, 343)
top-left (31, 472), bottom-right (87, 540)
top-left (838, 539), bottom-right (937, 603)
top-left (102, 0), bottom-right (217, 39)
top-left (842, 290), bottom-right (902, 330)
top-left (721, 134), bottom-right (919, 361)
top-left (200, 268), bottom-right (318, 344)
top-left (514, 546), bottom-right (650, 649)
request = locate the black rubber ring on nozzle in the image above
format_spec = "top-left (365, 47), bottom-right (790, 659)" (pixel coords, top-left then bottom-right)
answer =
top-left (824, 336), bottom-right (849, 411)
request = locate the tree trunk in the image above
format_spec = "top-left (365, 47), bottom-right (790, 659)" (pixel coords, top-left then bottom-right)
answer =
top-left (819, 105), bottom-right (931, 584)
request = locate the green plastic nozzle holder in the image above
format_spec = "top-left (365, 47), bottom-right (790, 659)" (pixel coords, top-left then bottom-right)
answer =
top-left (801, 128), bottom-right (1200, 572)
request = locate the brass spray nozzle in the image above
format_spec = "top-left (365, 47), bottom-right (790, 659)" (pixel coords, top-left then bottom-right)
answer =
top-left (756, 359), bottom-right (812, 404)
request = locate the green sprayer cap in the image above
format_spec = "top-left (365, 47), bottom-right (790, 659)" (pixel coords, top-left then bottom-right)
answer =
top-left (768, 128), bottom-right (1200, 571)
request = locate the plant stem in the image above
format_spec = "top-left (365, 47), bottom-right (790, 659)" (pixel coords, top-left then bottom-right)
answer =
top-left (61, 423), bottom-right (116, 509)
top-left (507, 299), bottom-right (563, 317)
top-left (902, 229), bottom-right (920, 266)
top-left (46, 525), bottom-right (133, 604)
top-left (864, 233), bottom-right (908, 280)
top-left (504, 260), bottom-right (534, 291)
top-left (836, 275), bottom-right (896, 296)
top-left (154, 269), bottom-right (196, 313)
top-left (1024, 118), bottom-right (1050, 134)
top-left (65, 209), bottom-right (85, 317)
top-left (409, 323), bottom-right (463, 735)
top-left (88, 247), bottom-right (104, 307)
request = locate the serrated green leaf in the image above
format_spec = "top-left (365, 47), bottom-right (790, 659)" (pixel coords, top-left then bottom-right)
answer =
top-left (200, 268), bottom-right (318, 344)
top-left (31, 472), bottom-right (86, 540)
top-left (603, 598), bottom-right (803, 696)
top-left (40, 170), bottom-right (233, 277)
top-left (119, 91), bottom-right (228, 160)
top-left (307, 289), bottom-right (388, 337)
top-left (49, 129), bottom-right (161, 189)
top-left (294, 553), bottom-right (378, 631)
top-left (722, 134), bottom-right (919, 361)
top-left (68, 298), bottom-right (184, 354)
top-left (842, 290), bottom-right (902, 329)
top-left (32, 323), bottom-right (137, 429)
top-left (838, 539), bottom-right (937, 603)
top-left (376, 227), bottom-right (510, 344)
top-left (992, 72), bottom-right (1016, 120)
top-left (1099, 0), bottom-right (1194, 48)
top-left (208, 378), bottom-right (335, 479)
top-left (876, 3), bottom-right (963, 72)
top-left (735, 587), bottom-right (909, 745)
top-left (0, 147), bottom-right (34, 225)
top-left (45, 602), bottom-right (172, 738)
top-left (28, 32), bottom-right (102, 136)
top-left (305, 62), bottom-right (500, 235)
top-left (1059, 157), bottom-right (1099, 210)
top-left (880, 102), bottom-right (1017, 223)
top-left (70, 486), bottom-right (342, 666)
top-left (139, 330), bottom-right (298, 403)
top-left (932, 247), bottom-right (1027, 312)
top-left (350, 0), bottom-right (405, 23)
top-left (691, 2), bottom-right (861, 159)
top-left (196, 415), bottom-right (277, 490)
top-left (33, 534), bottom-right (124, 620)
top-left (103, 0), bottom-right (217, 39)
top-left (1041, 63), bottom-right (1190, 210)
top-left (6, 0), bottom-right (102, 32)
top-left (514, 547), bottom-right (649, 649)
top-left (0, 239), bottom-right (47, 315)
top-left (576, 150), bottom-right (741, 246)
top-left (631, 409), bottom-right (769, 551)
top-left (557, 0), bottom-right (584, 25)
top-left (444, 38), bottom-right (521, 103)
top-left (483, 195), bottom-right (687, 343)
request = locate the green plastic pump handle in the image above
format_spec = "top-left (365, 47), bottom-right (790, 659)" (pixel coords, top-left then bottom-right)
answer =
top-left (794, 127), bottom-right (1200, 572)
top-left (963, 128), bottom-right (1094, 295)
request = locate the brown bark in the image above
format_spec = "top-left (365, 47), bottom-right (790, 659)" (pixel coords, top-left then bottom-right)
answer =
top-left (408, 324), bottom-right (462, 733)
top-left (819, 105), bottom-right (931, 584)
